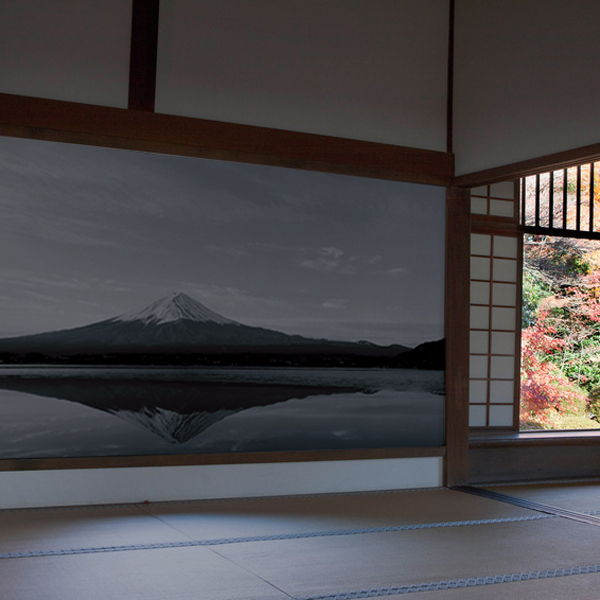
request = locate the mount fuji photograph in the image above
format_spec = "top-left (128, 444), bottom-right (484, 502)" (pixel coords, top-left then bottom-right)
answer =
top-left (0, 291), bottom-right (443, 368)
top-left (0, 135), bottom-right (446, 459)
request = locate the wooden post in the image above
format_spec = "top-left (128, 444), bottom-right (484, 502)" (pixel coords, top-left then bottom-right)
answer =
top-left (445, 186), bottom-right (471, 485)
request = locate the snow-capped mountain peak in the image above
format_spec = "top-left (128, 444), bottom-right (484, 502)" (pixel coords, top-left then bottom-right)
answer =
top-left (115, 292), bottom-right (238, 326)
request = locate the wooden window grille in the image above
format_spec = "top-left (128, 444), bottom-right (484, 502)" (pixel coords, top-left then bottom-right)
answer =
top-left (520, 161), bottom-right (600, 240)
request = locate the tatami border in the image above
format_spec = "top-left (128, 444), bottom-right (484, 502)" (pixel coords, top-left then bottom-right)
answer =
top-left (0, 514), bottom-right (552, 560)
top-left (296, 564), bottom-right (600, 599)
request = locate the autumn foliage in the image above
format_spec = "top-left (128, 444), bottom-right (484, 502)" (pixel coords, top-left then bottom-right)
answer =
top-left (520, 309), bottom-right (586, 427)
top-left (521, 236), bottom-right (600, 429)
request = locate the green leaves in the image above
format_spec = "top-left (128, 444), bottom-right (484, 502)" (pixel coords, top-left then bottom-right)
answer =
top-left (521, 235), bottom-right (600, 429)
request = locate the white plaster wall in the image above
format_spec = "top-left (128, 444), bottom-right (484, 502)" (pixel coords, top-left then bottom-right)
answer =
top-left (0, 458), bottom-right (443, 509)
top-left (0, 0), bottom-right (132, 107)
top-left (454, 0), bottom-right (600, 175)
top-left (0, 0), bottom-right (449, 149)
top-left (156, 0), bottom-right (449, 151)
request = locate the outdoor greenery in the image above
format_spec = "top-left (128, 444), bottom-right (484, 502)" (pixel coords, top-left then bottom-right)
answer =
top-left (521, 234), bottom-right (600, 429)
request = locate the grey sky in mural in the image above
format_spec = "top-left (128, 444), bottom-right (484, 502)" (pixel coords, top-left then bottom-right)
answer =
top-left (0, 136), bottom-right (445, 346)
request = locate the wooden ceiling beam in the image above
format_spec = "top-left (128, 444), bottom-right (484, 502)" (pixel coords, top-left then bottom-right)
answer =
top-left (0, 93), bottom-right (454, 186)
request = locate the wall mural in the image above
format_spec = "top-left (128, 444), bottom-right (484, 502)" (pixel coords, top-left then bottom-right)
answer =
top-left (0, 136), bottom-right (446, 459)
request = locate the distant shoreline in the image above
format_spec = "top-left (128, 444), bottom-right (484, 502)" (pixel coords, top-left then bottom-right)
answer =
top-left (0, 349), bottom-right (443, 370)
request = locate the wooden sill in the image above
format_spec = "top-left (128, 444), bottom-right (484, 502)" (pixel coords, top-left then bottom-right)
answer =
top-left (0, 446), bottom-right (446, 472)
top-left (470, 428), bottom-right (600, 448)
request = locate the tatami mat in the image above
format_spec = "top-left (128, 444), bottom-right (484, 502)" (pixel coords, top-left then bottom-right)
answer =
top-left (2, 485), bottom-right (600, 599)
top-left (212, 518), bottom-right (600, 598)
top-left (0, 547), bottom-right (287, 600)
top-left (0, 504), bottom-right (191, 553)
top-left (140, 489), bottom-right (542, 540)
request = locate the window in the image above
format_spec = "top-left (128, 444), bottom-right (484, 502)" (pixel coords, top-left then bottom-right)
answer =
top-left (519, 163), bottom-right (600, 430)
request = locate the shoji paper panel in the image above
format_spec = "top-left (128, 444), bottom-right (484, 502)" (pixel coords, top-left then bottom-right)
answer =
top-left (469, 183), bottom-right (520, 428)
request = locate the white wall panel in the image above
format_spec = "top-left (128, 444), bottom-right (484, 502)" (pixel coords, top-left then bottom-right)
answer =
top-left (156, 0), bottom-right (449, 150)
top-left (455, 0), bottom-right (600, 175)
top-left (0, 0), bottom-right (131, 107)
top-left (0, 458), bottom-right (443, 509)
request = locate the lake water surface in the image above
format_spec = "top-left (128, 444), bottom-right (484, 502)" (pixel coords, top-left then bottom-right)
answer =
top-left (0, 366), bottom-right (444, 458)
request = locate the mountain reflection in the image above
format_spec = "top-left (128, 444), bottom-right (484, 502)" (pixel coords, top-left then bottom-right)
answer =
top-left (0, 377), bottom-right (366, 444)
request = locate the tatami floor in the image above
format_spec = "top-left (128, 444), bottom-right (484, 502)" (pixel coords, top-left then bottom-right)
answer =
top-left (2, 482), bottom-right (600, 599)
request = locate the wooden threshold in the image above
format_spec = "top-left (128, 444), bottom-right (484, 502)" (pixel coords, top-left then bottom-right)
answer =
top-left (454, 485), bottom-right (600, 527)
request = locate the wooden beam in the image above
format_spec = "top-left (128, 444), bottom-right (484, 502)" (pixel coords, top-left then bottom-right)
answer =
top-left (470, 215), bottom-right (520, 236)
top-left (0, 447), bottom-right (445, 473)
top-left (454, 142), bottom-right (600, 188)
top-left (128, 0), bottom-right (160, 111)
top-left (0, 93), bottom-right (454, 186)
top-left (444, 186), bottom-right (471, 485)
